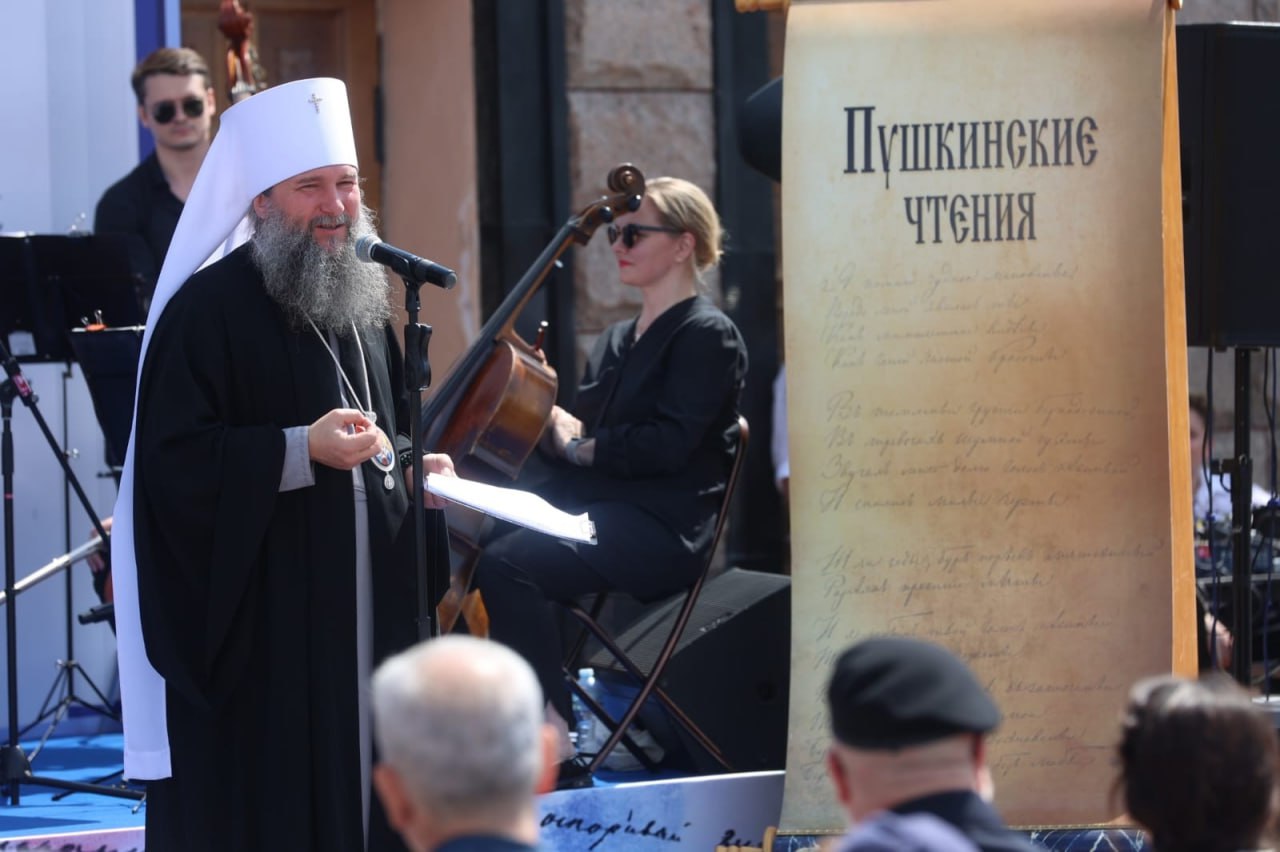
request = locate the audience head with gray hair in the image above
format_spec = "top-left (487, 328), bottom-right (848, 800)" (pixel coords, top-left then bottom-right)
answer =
top-left (371, 635), bottom-right (556, 852)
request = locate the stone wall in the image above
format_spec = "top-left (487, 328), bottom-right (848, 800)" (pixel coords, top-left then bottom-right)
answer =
top-left (1177, 0), bottom-right (1279, 23)
top-left (563, 0), bottom-right (718, 367)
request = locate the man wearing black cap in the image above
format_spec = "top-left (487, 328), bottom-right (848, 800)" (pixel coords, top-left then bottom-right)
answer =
top-left (825, 636), bottom-right (1043, 852)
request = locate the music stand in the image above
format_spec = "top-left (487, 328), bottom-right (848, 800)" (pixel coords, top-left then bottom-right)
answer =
top-left (0, 233), bottom-right (145, 362)
top-left (0, 235), bottom-right (144, 803)
top-left (69, 326), bottom-right (144, 474)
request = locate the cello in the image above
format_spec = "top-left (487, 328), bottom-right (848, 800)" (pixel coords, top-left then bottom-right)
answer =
top-left (425, 163), bottom-right (646, 633)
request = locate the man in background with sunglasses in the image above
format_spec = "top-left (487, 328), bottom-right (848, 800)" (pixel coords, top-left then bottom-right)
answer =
top-left (94, 47), bottom-right (216, 310)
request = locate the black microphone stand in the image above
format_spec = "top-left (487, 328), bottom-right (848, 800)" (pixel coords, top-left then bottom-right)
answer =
top-left (403, 279), bottom-right (436, 641)
top-left (398, 265), bottom-right (456, 642)
top-left (1223, 347), bottom-right (1257, 687)
top-left (0, 339), bottom-right (141, 803)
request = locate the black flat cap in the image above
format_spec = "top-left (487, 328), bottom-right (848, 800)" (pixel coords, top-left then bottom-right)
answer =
top-left (827, 636), bottom-right (1000, 749)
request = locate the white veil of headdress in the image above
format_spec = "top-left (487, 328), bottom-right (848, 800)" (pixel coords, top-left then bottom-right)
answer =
top-left (112, 77), bottom-right (358, 779)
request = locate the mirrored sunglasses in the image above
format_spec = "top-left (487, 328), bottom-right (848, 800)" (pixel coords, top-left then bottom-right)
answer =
top-left (606, 223), bottom-right (683, 249)
top-left (151, 96), bottom-right (206, 125)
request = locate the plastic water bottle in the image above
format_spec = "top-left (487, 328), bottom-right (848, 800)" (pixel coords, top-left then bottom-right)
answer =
top-left (572, 667), bottom-right (601, 754)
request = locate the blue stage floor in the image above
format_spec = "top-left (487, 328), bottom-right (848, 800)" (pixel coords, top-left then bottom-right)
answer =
top-left (0, 733), bottom-right (145, 840)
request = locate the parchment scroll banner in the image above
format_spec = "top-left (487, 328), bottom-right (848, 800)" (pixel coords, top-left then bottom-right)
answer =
top-left (780, 0), bottom-right (1194, 833)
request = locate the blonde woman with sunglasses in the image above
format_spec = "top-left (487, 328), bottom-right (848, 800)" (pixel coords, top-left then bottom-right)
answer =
top-left (473, 176), bottom-right (748, 790)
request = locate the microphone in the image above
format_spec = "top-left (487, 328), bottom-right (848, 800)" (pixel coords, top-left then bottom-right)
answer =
top-left (355, 235), bottom-right (458, 289)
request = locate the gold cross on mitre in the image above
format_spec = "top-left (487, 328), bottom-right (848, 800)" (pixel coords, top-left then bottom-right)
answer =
top-left (308, 92), bottom-right (324, 113)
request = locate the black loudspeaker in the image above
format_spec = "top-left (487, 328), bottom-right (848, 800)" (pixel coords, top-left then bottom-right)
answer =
top-left (1178, 23), bottom-right (1280, 348)
top-left (589, 568), bottom-right (790, 774)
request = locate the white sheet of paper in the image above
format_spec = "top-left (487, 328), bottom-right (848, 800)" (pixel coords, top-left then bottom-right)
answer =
top-left (425, 473), bottom-right (597, 545)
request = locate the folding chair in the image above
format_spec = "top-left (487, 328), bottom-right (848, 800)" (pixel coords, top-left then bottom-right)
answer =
top-left (564, 415), bottom-right (749, 774)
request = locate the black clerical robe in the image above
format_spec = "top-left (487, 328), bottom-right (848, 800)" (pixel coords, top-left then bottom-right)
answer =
top-left (132, 244), bottom-right (427, 852)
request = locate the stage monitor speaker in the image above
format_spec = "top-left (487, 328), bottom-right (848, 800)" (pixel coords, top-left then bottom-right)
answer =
top-left (589, 567), bottom-right (790, 774)
top-left (1178, 23), bottom-right (1280, 348)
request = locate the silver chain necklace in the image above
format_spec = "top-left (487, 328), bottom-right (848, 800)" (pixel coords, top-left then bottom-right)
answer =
top-left (307, 319), bottom-right (397, 490)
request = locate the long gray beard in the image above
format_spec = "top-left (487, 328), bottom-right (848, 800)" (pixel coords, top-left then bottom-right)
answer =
top-left (251, 203), bottom-right (393, 336)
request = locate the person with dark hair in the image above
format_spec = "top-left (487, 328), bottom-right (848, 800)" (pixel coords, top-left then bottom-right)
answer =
top-left (472, 176), bottom-right (748, 789)
top-left (1189, 393), bottom-right (1269, 524)
top-left (94, 46), bottom-right (216, 307)
top-left (824, 636), bottom-right (1042, 852)
top-left (1116, 673), bottom-right (1279, 852)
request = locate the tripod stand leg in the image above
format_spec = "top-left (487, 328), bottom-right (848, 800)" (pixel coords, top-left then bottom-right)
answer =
top-left (13, 658), bottom-right (121, 773)
top-left (20, 660), bottom-right (120, 745)
top-left (25, 698), bottom-right (69, 762)
top-left (4, 741), bottom-right (144, 802)
top-left (70, 659), bottom-right (120, 714)
top-left (24, 772), bottom-right (144, 801)
top-left (18, 659), bottom-right (71, 738)
top-left (52, 767), bottom-right (123, 801)
top-left (69, 692), bottom-right (120, 721)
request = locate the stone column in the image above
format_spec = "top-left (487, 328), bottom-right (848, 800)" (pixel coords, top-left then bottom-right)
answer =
top-left (563, 0), bottom-right (718, 366)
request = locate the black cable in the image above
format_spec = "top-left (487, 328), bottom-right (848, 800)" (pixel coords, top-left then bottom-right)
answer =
top-left (1202, 349), bottom-right (1226, 670)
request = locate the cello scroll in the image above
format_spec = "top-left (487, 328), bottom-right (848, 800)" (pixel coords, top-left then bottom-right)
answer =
top-left (569, 164), bottom-right (645, 246)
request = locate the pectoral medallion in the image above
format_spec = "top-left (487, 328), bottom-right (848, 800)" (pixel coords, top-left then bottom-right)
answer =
top-left (370, 426), bottom-right (397, 491)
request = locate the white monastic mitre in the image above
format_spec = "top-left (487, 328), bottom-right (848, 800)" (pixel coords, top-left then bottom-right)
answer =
top-left (112, 78), bottom-right (359, 779)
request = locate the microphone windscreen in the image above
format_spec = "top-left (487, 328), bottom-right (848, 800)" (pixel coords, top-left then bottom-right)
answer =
top-left (354, 234), bottom-right (381, 263)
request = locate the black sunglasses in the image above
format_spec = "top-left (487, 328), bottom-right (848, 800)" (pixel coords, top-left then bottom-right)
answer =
top-left (607, 223), bottom-right (683, 249)
top-left (150, 96), bottom-right (206, 125)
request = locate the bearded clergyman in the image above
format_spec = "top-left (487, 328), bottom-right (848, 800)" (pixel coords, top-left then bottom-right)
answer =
top-left (111, 77), bottom-right (455, 852)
